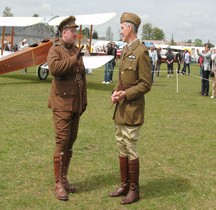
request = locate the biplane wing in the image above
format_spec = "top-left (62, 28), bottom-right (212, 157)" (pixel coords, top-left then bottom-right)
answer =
top-left (84, 55), bottom-right (114, 69)
top-left (0, 13), bottom-right (117, 80)
top-left (38, 55), bottom-right (114, 80)
top-left (48, 12), bottom-right (117, 26)
top-left (0, 17), bottom-right (45, 27)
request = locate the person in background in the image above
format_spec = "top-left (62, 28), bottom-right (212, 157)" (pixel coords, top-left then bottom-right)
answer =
top-left (110, 12), bottom-right (152, 205)
top-left (180, 49), bottom-right (186, 74)
top-left (84, 45), bottom-right (92, 74)
top-left (7, 42), bottom-right (11, 51)
top-left (210, 47), bottom-right (216, 98)
top-left (175, 50), bottom-right (182, 74)
top-left (198, 51), bottom-right (204, 77)
top-left (149, 44), bottom-right (158, 82)
top-left (156, 47), bottom-right (162, 76)
top-left (198, 51), bottom-right (204, 94)
top-left (12, 44), bottom-right (19, 52)
top-left (20, 39), bottom-right (29, 50)
top-left (197, 44), bottom-right (212, 96)
top-left (84, 44), bottom-right (90, 56)
top-left (166, 47), bottom-right (174, 77)
top-left (183, 49), bottom-right (191, 75)
top-left (20, 39), bottom-right (29, 73)
top-left (4, 40), bottom-right (10, 51)
top-left (210, 70), bottom-right (216, 99)
top-left (109, 42), bottom-right (117, 82)
top-left (102, 42), bottom-right (113, 84)
top-left (47, 16), bottom-right (87, 201)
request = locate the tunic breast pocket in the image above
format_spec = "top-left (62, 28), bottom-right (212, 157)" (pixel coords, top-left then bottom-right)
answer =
top-left (52, 80), bottom-right (77, 111)
top-left (122, 62), bottom-right (138, 83)
top-left (54, 80), bottom-right (75, 98)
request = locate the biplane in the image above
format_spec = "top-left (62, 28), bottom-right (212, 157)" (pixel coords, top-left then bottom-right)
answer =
top-left (0, 12), bottom-right (117, 80)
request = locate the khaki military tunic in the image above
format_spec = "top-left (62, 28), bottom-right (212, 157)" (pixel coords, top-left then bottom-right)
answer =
top-left (113, 39), bottom-right (152, 126)
top-left (47, 41), bottom-right (87, 114)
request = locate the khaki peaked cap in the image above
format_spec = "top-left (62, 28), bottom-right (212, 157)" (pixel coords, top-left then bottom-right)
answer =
top-left (120, 12), bottom-right (141, 28)
top-left (58, 16), bottom-right (78, 32)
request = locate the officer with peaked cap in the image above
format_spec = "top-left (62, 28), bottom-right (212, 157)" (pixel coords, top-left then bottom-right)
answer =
top-left (110, 12), bottom-right (152, 205)
top-left (120, 12), bottom-right (141, 30)
top-left (47, 16), bottom-right (87, 201)
top-left (58, 16), bottom-right (78, 32)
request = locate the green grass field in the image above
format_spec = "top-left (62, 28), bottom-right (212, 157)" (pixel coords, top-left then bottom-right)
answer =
top-left (0, 63), bottom-right (215, 210)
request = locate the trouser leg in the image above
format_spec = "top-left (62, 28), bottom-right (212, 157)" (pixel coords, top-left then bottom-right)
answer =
top-left (188, 64), bottom-right (190, 75)
top-left (202, 71), bottom-right (205, 95)
top-left (206, 71), bottom-right (210, 95)
top-left (202, 70), bottom-right (210, 95)
top-left (212, 81), bottom-right (216, 97)
top-left (151, 64), bottom-right (155, 82)
top-left (64, 113), bottom-right (80, 193)
top-left (113, 124), bottom-right (141, 204)
top-left (53, 111), bottom-right (80, 197)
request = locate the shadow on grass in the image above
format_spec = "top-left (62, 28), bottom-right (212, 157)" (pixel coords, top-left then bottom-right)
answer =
top-left (87, 81), bottom-right (115, 92)
top-left (73, 171), bottom-right (191, 199)
top-left (142, 177), bottom-right (191, 198)
top-left (74, 171), bottom-right (118, 193)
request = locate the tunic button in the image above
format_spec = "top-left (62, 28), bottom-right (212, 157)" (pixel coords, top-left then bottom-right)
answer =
top-left (63, 92), bottom-right (66, 95)
top-left (121, 71), bottom-right (124, 74)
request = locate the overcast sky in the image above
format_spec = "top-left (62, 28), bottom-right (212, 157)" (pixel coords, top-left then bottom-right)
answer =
top-left (1, 0), bottom-right (216, 44)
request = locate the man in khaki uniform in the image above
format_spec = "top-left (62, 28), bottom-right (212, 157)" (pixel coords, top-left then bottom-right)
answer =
top-left (47, 16), bottom-right (87, 201)
top-left (110, 12), bottom-right (152, 205)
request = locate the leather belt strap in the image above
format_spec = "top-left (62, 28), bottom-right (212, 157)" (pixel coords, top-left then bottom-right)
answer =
top-left (54, 74), bottom-right (82, 81)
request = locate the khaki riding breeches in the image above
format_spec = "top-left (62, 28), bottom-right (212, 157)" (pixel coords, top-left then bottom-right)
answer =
top-left (53, 111), bottom-right (80, 155)
top-left (115, 124), bottom-right (141, 160)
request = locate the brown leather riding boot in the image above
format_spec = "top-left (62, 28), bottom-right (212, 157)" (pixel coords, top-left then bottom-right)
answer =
top-left (109, 156), bottom-right (130, 197)
top-left (121, 158), bottom-right (140, 205)
top-left (54, 152), bottom-right (68, 201)
top-left (63, 150), bottom-right (76, 193)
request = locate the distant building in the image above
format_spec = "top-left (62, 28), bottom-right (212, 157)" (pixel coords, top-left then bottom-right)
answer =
top-left (143, 40), bottom-right (195, 47)
top-left (0, 23), bottom-right (52, 49)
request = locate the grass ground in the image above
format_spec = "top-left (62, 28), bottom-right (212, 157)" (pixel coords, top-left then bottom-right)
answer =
top-left (0, 63), bottom-right (215, 210)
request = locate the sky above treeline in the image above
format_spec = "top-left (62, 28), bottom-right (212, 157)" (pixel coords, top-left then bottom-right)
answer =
top-left (1, 0), bottom-right (216, 44)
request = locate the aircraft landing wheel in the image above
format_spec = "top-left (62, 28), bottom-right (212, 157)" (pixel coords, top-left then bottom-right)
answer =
top-left (38, 64), bottom-right (49, 80)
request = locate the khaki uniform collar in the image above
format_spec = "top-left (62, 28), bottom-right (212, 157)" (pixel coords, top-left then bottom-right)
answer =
top-left (60, 39), bottom-right (74, 50)
top-left (122, 38), bottom-right (140, 58)
top-left (127, 38), bottom-right (139, 49)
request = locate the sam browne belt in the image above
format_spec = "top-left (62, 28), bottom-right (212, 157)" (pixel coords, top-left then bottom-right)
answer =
top-left (54, 74), bottom-right (82, 81)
